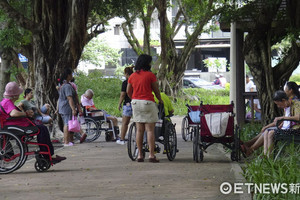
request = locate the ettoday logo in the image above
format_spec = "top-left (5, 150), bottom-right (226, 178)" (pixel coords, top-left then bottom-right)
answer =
top-left (220, 182), bottom-right (300, 194)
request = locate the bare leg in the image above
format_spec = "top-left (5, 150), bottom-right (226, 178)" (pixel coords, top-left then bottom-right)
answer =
top-left (246, 131), bottom-right (265, 156)
top-left (136, 122), bottom-right (145, 159)
top-left (63, 125), bottom-right (69, 144)
top-left (263, 130), bottom-right (269, 155)
top-left (107, 116), bottom-right (118, 126)
top-left (266, 130), bottom-right (275, 157)
top-left (244, 132), bottom-right (262, 147)
top-left (120, 116), bottom-right (131, 140)
top-left (145, 123), bottom-right (156, 159)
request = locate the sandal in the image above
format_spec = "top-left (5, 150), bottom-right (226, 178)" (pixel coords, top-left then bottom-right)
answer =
top-left (137, 157), bottom-right (144, 162)
top-left (149, 156), bottom-right (159, 163)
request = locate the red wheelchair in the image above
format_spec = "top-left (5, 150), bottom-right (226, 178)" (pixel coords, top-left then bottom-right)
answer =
top-left (0, 117), bottom-right (56, 174)
top-left (193, 102), bottom-right (241, 162)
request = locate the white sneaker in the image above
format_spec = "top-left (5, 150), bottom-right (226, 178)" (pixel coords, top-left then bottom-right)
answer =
top-left (116, 140), bottom-right (125, 145)
top-left (63, 142), bottom-right (74, 147)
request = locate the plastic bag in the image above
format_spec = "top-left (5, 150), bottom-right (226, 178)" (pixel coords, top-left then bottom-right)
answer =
top-left (68, 116), bottom-right (80, 132)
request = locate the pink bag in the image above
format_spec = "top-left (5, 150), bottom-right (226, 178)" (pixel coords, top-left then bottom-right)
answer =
top-left (68, 116), bottom-right (80, 132)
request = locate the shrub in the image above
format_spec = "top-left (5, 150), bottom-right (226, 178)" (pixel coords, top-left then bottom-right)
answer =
top-left (243, 144), bottom-right (300, 199)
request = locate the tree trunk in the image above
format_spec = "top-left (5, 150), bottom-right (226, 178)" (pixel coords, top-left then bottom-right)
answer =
top-left (32, 0), bottom-right (89, 109)
top-left (155, 0), bottom-right (212, 96)
top-left (0, 48), bottom-right (13, 96)
top-left (30, 1), bottom-right (89, 138)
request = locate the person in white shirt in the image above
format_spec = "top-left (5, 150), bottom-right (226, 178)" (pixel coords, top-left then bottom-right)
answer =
top-left (245, 75), bottom-right (255, 92)
top-left (219, 74), bottom-right (227, 87)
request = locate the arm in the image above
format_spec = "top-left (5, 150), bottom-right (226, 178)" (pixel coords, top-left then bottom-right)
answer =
top-left (67, 96), bottom-right (77, 116)
top-left (75, 94), bottom-right (83, 114)
top-left (261, 121), bottom-right (276, 133)
top-left (10, 109), bottom-right (34, 118)
top-left (126, 83), bottom-right (133, 99)
top-left (17, 102), bottom-right (25, 112)
top-left (151, 81), bottom-right (163, 104)
top-left (254, 103), bottom-right (261, 113)
top-left (118, 92), bottom-right (126, 111)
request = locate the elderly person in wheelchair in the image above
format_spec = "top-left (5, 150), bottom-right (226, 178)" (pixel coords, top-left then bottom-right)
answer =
top-left (241, 90), bottom-right (300, 158)
top-left (0, 82), bottom-right (66, 163)
top-left (81, 89), bottom-right (120, 141)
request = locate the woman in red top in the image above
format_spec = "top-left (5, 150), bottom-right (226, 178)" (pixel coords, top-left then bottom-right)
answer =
top-left (127, 54), bottom-right (162, 163)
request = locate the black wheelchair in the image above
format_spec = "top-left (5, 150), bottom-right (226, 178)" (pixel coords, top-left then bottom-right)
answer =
top-left (74, 105), bottom-right (116, 142)
top-left (0, 119), bottom-right (55, 174)
top-left (127, 104), bottom-right (177, 161)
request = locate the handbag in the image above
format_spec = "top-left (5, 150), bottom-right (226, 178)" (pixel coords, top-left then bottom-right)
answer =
top-left (68, 116), bottom-right (80, 132)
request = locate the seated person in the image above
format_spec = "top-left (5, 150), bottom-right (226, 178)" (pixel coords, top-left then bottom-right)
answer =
top-left (284, 81), bottom-right (299, 100)
top-left (241, 90), bottom-right (300, 158)
top-left (0, 82), bottom-right (66, 163)
top-left (153, 92), bottom-right (174, 117)
top-left (212, 74), bottom-right (220, 85)
top-left (81, 89), bottom-right (120, 140)
top-left (18, 88), bottom-right (52, 124)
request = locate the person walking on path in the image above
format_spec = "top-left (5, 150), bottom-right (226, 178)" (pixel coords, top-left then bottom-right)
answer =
top-left (58, 68), bottom-right (86, 146)
top-left (127, 54), bottom-right (163, 163)
top-left (117, 66), bottom-right (134, 145)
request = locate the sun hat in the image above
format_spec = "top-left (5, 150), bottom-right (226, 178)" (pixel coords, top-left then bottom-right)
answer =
top-left (4, 82), bottom-right (23, 97)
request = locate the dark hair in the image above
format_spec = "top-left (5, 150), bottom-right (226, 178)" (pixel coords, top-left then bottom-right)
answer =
top-left (286, 81), bottom-right (300, 98)
top-left (134, 54), bottom-right (152, 72)
top-left (60, 68), bottom-right (73, 84)
top-left (24, 88), bottom-right (32, 98)
top-left (273, 90), bottom-right (288, 101)
top-left (124, 66), bottom-right (134, 75)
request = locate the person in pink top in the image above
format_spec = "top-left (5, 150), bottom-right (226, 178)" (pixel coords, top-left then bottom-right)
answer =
top-left (127, 54), bottom-right (163, 163)
top-left (0, 82), bottom-right (66, 163)
top-left (81, 89), bottom-right (120, 141)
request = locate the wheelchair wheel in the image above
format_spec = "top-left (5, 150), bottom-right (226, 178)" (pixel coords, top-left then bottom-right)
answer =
top-left (232, 125), bottom-right (240, 162)
top-left (127, 123), bottom-right (138, 161)
top-left (181, 116), bottom-right (191, 141)
top-left (164, 121), bottom-right (177, 161)
top-left (0, 131), bottom-right (24, 174)
top-left (193, 126), bottom-right (203, 162)
top-left (34, 157), bottom-right (50, 172)
top-left (16, 143), bottom-right (29, 170)
top-left (75, 118), bottom-right (100, 142)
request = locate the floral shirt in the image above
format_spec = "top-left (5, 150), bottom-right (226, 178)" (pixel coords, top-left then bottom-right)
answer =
top-left (291, 100), bottom-right (300, 129)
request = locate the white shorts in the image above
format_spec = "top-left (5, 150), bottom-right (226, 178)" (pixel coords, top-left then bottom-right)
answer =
top-left (131, 99), bottom-right (158, 123)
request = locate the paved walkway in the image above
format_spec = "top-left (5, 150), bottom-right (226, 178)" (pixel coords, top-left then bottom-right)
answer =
top-left (0, 116), bottom-right (251, 200)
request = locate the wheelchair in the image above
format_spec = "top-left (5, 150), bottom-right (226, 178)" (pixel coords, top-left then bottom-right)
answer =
top-left (74, 105), bottom-right (116, 142)
top-left (193, 102), bottom-right (241, 162)
top-left (181, 104), bottom-right (201, 141)
top-left (0, 119), bottom-right (55, 174)
top-left (127, 104), bottom-right (177, 161)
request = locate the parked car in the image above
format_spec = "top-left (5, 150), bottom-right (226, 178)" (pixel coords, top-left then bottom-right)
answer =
top-left (183, 77), bottom-right (224, 90)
